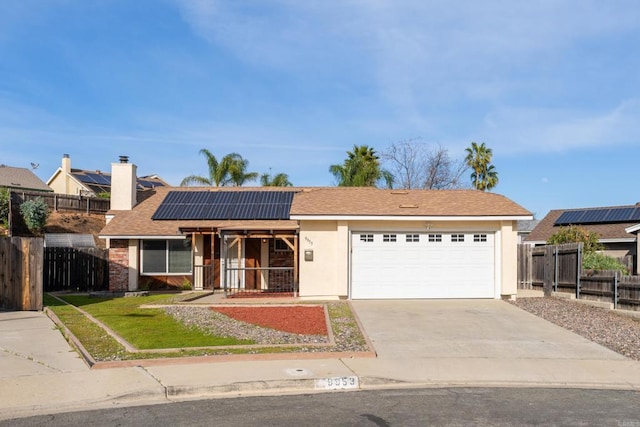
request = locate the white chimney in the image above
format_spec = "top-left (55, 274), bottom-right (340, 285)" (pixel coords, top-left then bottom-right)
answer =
top-left (62, 154), bottom-right (71, 194)
top-left (110, 155), bottom-right (137, 210)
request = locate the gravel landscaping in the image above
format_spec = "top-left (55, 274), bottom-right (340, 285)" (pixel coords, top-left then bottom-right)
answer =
top-left (509, 296), bottom-right (640, 361)
top-left (163, 302), bottom-right (370, 353)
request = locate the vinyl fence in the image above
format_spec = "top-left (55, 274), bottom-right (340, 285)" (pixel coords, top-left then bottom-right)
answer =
top-left (0, 237), bottom-right (43, 310)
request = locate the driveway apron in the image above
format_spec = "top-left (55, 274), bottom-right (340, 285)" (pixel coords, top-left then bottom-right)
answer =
top-left (350, 299), bottom-right (626, 360)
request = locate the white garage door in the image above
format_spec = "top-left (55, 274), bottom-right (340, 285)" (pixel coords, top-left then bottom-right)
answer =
top-left (351, 231), bottom-right (495, 299)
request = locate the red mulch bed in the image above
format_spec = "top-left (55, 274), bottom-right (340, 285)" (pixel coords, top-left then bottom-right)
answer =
top-left (210, 306), bottom-right (328, 336)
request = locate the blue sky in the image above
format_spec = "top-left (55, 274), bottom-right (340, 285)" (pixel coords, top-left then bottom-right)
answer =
top-left (1, 1), bottom-right (639, 218)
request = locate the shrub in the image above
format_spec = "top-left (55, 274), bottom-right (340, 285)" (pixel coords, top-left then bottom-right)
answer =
top-left (20, 197), bottom-right (49, 233)
top-left (583, 252), bottom-right (629, 275)
top-left (547, 225), bottom-right (602, 253)
top-left (0, 188), bottom-right (9, 227)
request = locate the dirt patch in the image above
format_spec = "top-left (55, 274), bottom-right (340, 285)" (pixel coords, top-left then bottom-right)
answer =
top-left (210, 306), bottom-right (328, 336)
top-left (44, 212), bottom-right (106, 247)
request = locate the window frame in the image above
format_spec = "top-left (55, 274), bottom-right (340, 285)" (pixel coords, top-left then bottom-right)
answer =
top-left (141, 238), bottom-right (193, 275)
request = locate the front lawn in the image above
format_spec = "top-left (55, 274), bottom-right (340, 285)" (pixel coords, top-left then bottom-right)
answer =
top-left (55, 294), bottom-right (251, 349)
top-left (45, 293), bottom-right (371, 363)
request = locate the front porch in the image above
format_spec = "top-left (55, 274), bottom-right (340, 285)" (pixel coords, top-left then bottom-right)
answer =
top-left (188, 228), bottom-right (299, 297)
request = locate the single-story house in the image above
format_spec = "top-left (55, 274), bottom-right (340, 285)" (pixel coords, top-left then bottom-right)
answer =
top-left (99, 158), bottom-right (532, 300)
top-left (525, 205), bottom-right (640, 274)
top-left (0, 164), bottom-right (52, 192)
top-left (47, 154), bottom-right (167, 198)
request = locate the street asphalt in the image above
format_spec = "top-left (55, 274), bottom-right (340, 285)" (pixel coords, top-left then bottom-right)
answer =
top-left (2, 293), bottom-right (640, 421)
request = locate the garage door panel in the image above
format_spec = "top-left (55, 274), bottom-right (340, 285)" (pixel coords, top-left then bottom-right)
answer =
top-left (351, 232), bottom-right (495, 299)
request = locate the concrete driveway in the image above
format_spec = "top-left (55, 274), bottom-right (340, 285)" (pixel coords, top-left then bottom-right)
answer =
top-left (350, 299), bottom-right (625, 360)
top-left (345, 299), bottom-right (640, 388)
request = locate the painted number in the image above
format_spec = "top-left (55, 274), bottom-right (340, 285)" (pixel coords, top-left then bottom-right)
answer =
top-left (315, 376), bottom-right (359, 390)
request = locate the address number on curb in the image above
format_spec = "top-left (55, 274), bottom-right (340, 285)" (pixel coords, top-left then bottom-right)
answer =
top-left (315, 376), bottom-right (359, 390)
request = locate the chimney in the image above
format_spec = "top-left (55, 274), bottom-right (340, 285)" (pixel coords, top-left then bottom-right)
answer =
top-left (61, 154), bottom-right (71, 194)
top-left (110, 155), bottom-right (137, 210)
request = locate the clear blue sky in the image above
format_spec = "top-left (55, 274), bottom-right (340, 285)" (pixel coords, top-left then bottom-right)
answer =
top-left (2, 1), bottom-right (639, 218)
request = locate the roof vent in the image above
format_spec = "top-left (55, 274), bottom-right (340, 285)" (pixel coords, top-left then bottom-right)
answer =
top-left (399, 204), bottom-right (418, 209)
top-left (391, 190), bottom-right (409, 195)
top-left (119, 155), bottom-right (129, 164)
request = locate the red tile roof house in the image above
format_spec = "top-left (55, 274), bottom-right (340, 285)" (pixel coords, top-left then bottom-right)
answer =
top-left (525, 205), bottom-right (640, 275)
top-left (99, 158), bottom-right (532, 300)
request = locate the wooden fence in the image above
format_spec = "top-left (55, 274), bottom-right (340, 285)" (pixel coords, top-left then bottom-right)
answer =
top-left (0, 237), bottom-right (43, 310)
top-left (43, 247), bottom-right (109, 292)
top-left (518, 243), bottom-right (640, 310)
top-left (11, 190), bottom-right (110, 214)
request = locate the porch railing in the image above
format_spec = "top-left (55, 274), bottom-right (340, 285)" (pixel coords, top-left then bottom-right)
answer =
top-left (223, 267), bottom-right (296, 297)
top-left (192, 265), bottom-right (297, 297)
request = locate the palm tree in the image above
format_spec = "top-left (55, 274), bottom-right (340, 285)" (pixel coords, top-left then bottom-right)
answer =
top-left (464, 142), bottom-right (499, 191)
top-left (180, 150), bottom-right (257, 187)
top-left (227, 154), bottom-right (258, 186)
top-left (329, 145), bottom-right (393, 188)
top-left (261, 172), bottom-right (293, 187)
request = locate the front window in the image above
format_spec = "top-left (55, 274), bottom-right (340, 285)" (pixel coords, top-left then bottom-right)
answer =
top-left (142, 239), bottom-right (192, 274)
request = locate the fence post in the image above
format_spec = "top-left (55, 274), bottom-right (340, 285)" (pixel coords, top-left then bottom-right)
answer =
top-left (553, 246), bottom-right (558, 292)
top-left (576, 243), bottom-right (582, 299)
top-left (543, 245), bottom-right (554, 297)
top-left (613, 271), bottom-right (618, 309)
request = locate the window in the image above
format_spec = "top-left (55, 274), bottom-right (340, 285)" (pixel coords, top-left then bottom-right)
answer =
top-left (406, 234), bottom-right (420, 242)
top-left (383, 234), bottom-right (397, 242)
top-left (428, 234), bottom-right (442, 242)
top-left (451, 234), bottom-right (465, 242)
top-left (142, 239), bottom-right (192, 274)
top-left (275, 239), bottom-right (293, 252)
top-left (360, 234), bottom-right (374, 242)
top-left (474, 234), bottom-right (488, 242)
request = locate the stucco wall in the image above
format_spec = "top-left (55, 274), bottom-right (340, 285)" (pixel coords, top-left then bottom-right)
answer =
top-left (298, 219), bottom-right (520, 300)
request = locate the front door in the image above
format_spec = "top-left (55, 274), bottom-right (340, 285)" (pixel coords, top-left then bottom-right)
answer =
top-left (244, 239), bottom-right (261, 290)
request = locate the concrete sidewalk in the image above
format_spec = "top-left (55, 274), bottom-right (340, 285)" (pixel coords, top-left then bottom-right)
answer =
top-left (2, 300), bottom-right (640, 421)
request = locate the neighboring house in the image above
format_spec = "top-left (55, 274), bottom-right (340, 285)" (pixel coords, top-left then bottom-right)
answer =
top-left (525, 205), bottom-right (640, 274)
top-left (0, 164), bottom-right (52, 192)
top-left (47, 154), bottom-right (167, 197)
top-left (100, 158), bottom-right (532, 300)
top-left (516, 220), bottom-right (539, 244)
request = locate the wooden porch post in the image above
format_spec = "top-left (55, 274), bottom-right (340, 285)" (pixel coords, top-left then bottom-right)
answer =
top-left (294, 234), bottom-right (298, 297)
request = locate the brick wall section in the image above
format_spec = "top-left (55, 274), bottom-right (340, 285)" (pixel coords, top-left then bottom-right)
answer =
top-left (109, 239), bottom-right (129, 292)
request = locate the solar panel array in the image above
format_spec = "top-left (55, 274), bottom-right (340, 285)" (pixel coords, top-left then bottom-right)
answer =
top-left (152, 191), bottom-right (295, 220)
top-left (73, 172), bottom-right (111, 186)
top-left (138, 179), bottom-right (165, 189)
top-left (72, 173), bottom-right (165, 189)
top-left (555, 206), bottom-right (640, 225)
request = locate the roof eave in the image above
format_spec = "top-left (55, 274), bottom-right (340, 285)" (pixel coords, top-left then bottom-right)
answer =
top-left (290, 214), bottom-right (534, 221)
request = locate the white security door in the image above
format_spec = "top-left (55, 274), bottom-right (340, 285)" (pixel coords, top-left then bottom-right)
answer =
top-left (350, 232), bottom-right (495, 299)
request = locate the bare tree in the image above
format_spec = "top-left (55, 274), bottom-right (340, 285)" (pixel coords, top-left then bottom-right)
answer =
top-left (382, 140), bottom-right (467, 190)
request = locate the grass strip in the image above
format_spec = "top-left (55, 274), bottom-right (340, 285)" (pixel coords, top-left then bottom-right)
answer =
top-left (52, 294), bottom-right (252, 350)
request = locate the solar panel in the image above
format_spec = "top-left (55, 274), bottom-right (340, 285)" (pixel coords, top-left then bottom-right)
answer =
top-left (85, 173), bottom-right (111, 185)
top-left (555, 210), bottom-right (583, 225)
top-left (555, 206), bottom-right (640, 226)
top-left (604, 207), bottom-right (635, 222)
top-left (152, 191), bottom-right (295, 220)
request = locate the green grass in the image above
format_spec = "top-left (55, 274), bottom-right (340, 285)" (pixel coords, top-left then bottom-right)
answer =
top-left (50, 294), bottom-right (252, 350)
top-left (45, 294), bottom-right (369, 362)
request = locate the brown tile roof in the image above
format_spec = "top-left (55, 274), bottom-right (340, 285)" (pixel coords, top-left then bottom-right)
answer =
top-left (525, 208), bottom-right (639, 243)
top-left (0, 165), bottom-right (52, 192)
top-left (290, 187), bottom-right (531, 217)
top-left (100, 186), bottom-right (531, 237)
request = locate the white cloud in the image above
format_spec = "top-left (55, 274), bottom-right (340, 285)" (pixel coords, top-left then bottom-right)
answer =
top-left (474, 99), bottom-right (640, 154)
